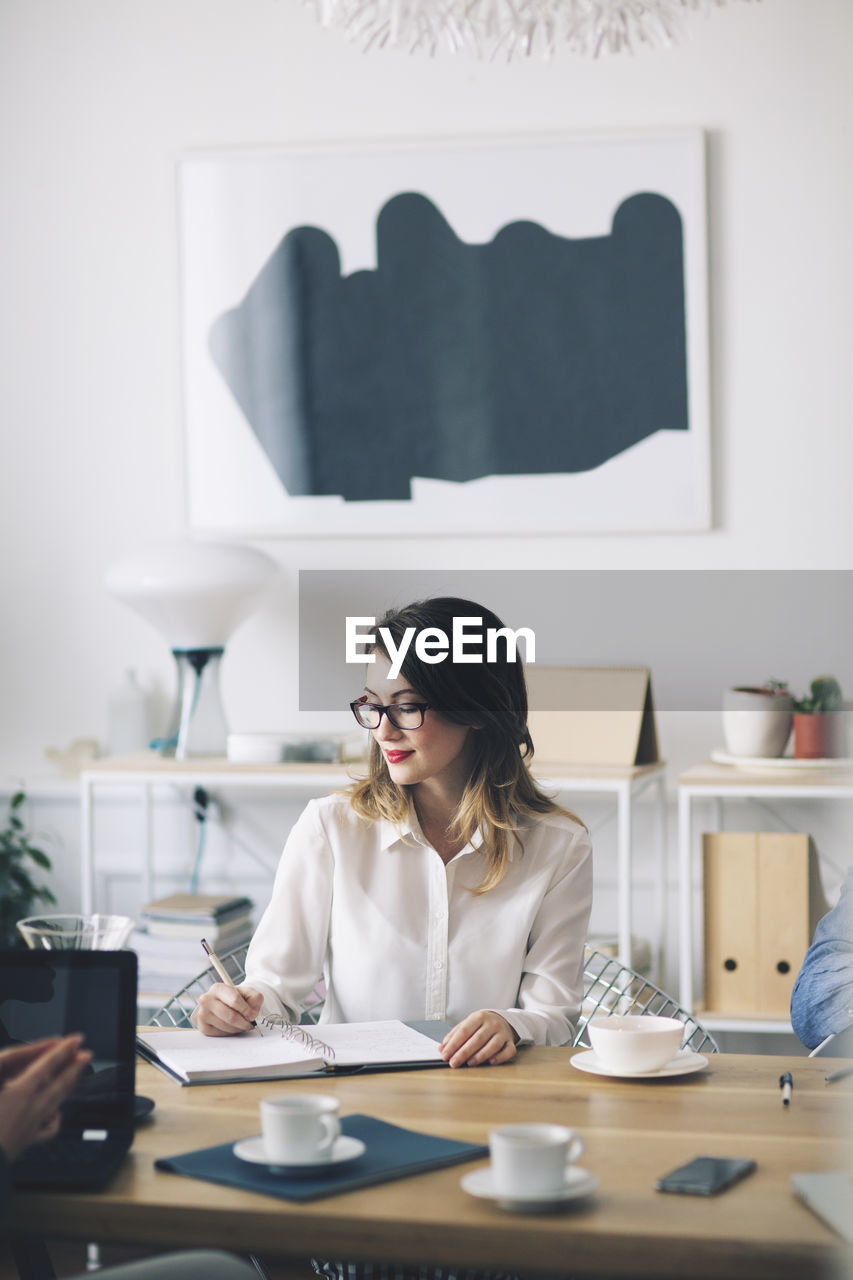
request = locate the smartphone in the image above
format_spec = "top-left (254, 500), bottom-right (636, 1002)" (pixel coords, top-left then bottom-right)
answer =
top-left (655, 1156), bottom-right (757, 1196)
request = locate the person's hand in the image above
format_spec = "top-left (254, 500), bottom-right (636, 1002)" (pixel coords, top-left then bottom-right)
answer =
top-left (191, 983), bottom-right (264, 1036)
top-left (0, 1035), bottom-right (92, 1162)
top-left (438, 1011), bottom-right (518, 1068)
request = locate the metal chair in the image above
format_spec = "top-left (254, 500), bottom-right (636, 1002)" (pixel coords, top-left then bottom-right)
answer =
top-left (575, 943), bottom-right (719, 1054)
top-left (145, 942), bottom-right (325, 1028)
top-left (146, 941), bottom-right (716, 1051)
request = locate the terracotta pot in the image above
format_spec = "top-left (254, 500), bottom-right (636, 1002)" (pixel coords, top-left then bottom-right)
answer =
top-left (722, 686), bottom-right (793, 758)
top-left (793, 712), bottom-right (844, 759)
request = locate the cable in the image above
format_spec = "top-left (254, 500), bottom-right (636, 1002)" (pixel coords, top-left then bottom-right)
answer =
top-left (188, 787), bottom-right (209, 894)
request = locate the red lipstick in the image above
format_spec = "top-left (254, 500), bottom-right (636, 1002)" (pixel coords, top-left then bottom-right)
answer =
top-left (385, 750), bottom-right (414, 764)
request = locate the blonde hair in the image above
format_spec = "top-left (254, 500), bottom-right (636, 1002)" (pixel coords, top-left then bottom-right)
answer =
top-left (347, 597), bottom-right (582, 892)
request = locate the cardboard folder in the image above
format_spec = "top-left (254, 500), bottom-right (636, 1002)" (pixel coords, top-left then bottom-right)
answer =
top-left (702, 832), bottom-right (829, 1016)
top-left (526, 666), bottom-right (659, 767)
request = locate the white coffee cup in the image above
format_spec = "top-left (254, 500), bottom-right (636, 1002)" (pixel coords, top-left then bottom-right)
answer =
top-left (260, 1093), bottom-right (341, 1163)
top-left (489, 1123), bottom-right (584, 1197)
top-left (587, 1014), bottom-right (684, 1074)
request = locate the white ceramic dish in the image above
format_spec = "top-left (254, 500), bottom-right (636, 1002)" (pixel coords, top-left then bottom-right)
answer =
top-left (711, 749), bottom-right (853, 771)
top-left (570, 1049), bottom-right (708, 1079)
top-left (461, 1164), bottom-right (598, 1212)
top-left (233, 1134), bottom-right (365, 1172)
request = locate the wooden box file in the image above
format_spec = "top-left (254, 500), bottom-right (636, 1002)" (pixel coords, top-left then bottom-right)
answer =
top-left (702, 832), bottom-right (828, 1016)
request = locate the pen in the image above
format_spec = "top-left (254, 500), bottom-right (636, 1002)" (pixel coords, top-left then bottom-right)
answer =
top-left (825, 1063), bottom-right (853, 1084)
top-left (201, 938), bottom-right (260, 1031)
top-left (779, 1071), bottom-right (793, 1106)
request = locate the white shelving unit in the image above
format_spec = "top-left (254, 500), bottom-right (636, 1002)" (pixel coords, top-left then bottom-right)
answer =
top-left (80, 752), bottom-right (667, 973)
top-left (677, 759), bottom-right (853, 1035)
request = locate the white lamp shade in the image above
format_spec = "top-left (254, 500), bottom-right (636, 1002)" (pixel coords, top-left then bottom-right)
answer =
top-left (104, 540), bottom-right (279, 649)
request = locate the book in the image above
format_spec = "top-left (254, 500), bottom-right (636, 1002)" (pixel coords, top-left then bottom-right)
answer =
top-left (140, 893), bottom-right (253, 922)
top-left (129, 923), bottom-right (253, 960)
top-left (155, 1112), bottom-right (487, 1202)
top-left (142, 913), bottom-right (252, 941)
top-left (136, 1019), bottom-right (451, 1085)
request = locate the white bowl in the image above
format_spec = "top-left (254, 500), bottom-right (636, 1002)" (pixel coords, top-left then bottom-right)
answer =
top-left (587, 1015), bottom-right (684, 1073)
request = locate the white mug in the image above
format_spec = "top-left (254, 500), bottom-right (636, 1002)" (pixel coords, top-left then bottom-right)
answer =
top-left (489, 1123), bottom-right (584, 1197)
top-left (260, 1093), bottom-right (341, 1163)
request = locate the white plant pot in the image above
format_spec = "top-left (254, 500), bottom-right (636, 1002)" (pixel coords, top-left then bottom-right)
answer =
top-left (722, 687), bottom-right (793, 758)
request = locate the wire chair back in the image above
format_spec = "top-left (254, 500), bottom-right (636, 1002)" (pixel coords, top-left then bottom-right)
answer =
top-left (144, 940), bottom-right (716, 1053)
top-left (576, 944), bottom-right (718, 1055)
top-left (145, 942), bottom-right (325, 1029)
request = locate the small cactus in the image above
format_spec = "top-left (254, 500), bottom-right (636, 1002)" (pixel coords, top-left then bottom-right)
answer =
top-left (793, 675), bottom-right (843, 714)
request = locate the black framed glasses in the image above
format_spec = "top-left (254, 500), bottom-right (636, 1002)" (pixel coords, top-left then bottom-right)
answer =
top-left (350, 697), bottom-right (430, 730)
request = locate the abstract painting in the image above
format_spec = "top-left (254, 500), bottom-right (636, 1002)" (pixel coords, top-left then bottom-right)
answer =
top-left (179, 132), bottom-right (710, 534)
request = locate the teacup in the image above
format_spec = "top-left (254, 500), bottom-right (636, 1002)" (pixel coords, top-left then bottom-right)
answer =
top-left (260, 1093), bottom-right (341, 1163)
top-left (489, 1123), bottom-right (584, 1198)
top-left (588, 1014), bottom-right (684, 1073)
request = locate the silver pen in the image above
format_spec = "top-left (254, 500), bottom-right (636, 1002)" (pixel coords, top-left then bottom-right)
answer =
top-left (825, 1062), bottom-right (853, 1084)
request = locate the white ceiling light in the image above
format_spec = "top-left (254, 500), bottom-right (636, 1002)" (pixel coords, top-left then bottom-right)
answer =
top-left (304, 0), bottom-right (758, 60)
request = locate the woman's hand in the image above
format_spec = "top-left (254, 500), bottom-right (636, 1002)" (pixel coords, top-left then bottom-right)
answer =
top-left (191, 983), bottom-right (264, 1036)
top-left (439, 1011), bottom-right (518, 1068)
top-left (0, 1036), bottom-right (92, 1162)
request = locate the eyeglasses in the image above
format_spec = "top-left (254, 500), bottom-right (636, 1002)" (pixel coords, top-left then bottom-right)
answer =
top-left (350, 698), bottom-right (430, 730)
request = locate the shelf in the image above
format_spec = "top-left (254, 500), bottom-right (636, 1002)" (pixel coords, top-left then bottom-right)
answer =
top-left (81, 755), bottom-right (668, 975)
top-left (677, 760), bottom-right (851, 1021)
top-left (693, 1010), bottom-right (794, 1035)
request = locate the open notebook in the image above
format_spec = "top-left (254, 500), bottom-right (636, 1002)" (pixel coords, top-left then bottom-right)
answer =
top-left (137, 1019), bottom-right (450, 1084)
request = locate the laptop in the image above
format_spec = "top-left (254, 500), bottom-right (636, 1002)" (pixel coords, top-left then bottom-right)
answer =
top-left (1, 949), bottom-right (138, 1189)
top-left (791, 1171), bottom-right (853, 1242)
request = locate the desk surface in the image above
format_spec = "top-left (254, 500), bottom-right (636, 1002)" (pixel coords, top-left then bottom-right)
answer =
top-left (679, 760), bottom-right (853, 789)
top-left (10, 1049), bottom-right (852, 1280)
top-left (82, 753), bottom-right (665, 784)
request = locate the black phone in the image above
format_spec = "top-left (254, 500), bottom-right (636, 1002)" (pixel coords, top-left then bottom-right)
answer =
top-left (655, 1156), bottom-right (757, 1196)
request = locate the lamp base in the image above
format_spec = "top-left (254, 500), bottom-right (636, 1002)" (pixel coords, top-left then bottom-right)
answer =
top-left (160, 648), bottom-right (228, 759)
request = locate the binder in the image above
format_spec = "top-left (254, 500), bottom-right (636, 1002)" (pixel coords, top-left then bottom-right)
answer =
top-left (526, 666), bottom-right (659, 767)
top-left (702, 833), bottom-right (828, 1016)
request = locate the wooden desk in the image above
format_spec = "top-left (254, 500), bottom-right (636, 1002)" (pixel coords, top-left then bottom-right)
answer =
top-left (9, 1050), bottom-right (853, 1280)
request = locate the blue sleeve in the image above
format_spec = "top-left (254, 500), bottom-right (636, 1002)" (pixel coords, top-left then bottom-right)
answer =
top-left (790, 868), bottom-right (853, 1049)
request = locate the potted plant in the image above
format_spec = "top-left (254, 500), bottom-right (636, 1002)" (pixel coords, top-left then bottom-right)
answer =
top-left (792, 676), bottom-right (844, 759)
top-left (722, 679), bottom-right (793, 758)
top-left (0, 790), bottom-right (56, 946)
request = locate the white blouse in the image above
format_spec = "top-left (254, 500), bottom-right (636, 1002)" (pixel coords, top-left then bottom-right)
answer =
top-left (245, 793), bottom-right (593, 1046)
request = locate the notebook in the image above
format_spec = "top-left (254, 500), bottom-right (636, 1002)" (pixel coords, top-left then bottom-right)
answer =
top-left (136, 1018), bottom-right (451, 1085)
top-left (790, 1171), bottom-right (853, 1242)
top-left (2, 949), bottom-right (138, 1189)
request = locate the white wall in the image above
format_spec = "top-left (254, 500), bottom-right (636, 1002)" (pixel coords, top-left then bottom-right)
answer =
top-left (1, 0), bottom-right (852, 777)
top-left (1, 1), bottom-right (851, 1035)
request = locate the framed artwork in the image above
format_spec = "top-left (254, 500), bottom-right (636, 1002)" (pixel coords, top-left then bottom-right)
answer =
top-left (178, 131), bottom-right (710, 535)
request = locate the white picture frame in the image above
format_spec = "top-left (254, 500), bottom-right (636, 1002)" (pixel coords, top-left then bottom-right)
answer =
top-left (178, 130), bottom-right (710, 536)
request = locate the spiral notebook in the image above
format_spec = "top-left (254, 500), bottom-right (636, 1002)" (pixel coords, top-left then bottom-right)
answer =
top-left (136, 1019), bottom-right (450, 1085)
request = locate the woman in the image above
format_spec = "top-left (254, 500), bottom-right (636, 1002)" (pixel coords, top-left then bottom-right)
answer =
top-left (194, 597), bottom-right (593, 1066)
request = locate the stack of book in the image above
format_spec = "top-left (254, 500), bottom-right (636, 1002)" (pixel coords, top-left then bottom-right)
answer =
top-left (131, 893), bottom-right (254, 1007)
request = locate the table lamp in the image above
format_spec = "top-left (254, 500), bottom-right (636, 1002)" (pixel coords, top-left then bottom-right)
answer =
top-left (104, 540), bottom-right (278, 759)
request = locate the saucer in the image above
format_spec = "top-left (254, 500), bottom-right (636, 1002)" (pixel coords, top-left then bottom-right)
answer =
top-left (711, 749), bottom-right (853, 771)
top-left (461, 1164), bottom-right (598, 1213)
top-left (233, 1134), bottom-right (366, 1173)
top-left (570, 1049), bottom-right (709, 1079)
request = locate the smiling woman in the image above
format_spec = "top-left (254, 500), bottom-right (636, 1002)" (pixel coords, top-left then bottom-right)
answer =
top-left (193, 596), bottom-right (593, 1070)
